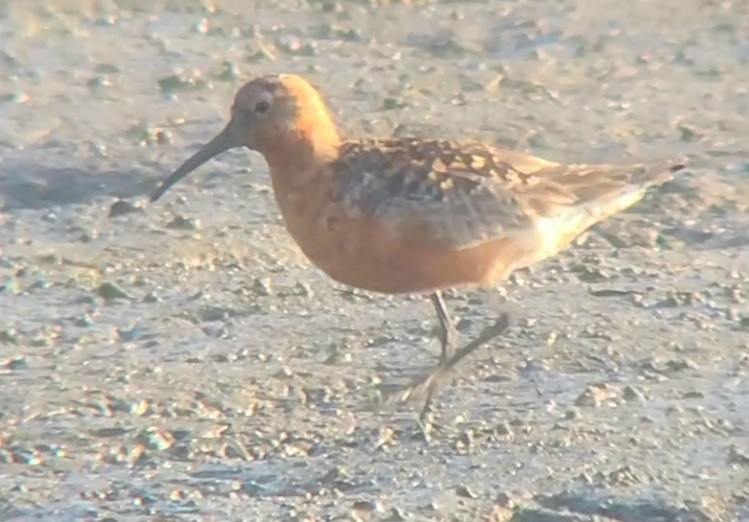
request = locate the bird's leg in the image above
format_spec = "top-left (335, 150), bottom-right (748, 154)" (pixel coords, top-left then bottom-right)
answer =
top-left (414, 291), bottom-right (461, 430)
top-left (431, 291), bottom-right (459, 362)
top-left (414, 314), bottom-right (511, 424)
top-left (380, 293), bottom-right (512, 424)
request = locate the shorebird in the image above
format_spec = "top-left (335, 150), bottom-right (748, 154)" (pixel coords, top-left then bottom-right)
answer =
top-left (150, 73), bottom-right (685, 422)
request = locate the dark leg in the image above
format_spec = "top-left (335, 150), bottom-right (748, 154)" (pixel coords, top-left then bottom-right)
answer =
top-left (381, 294), bottom-right (511, 425)
top-left (413, 314), bottom-right (510, 424)
top-left (431, 291), bottom-right (459, 361)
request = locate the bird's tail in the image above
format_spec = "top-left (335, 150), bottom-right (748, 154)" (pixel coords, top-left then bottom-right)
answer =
top-left (524, 160), bottom-right (686, 264)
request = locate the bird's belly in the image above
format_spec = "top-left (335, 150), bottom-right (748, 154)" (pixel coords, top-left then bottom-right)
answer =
top-left (279, 202), bottom-right (517, 294)
top-left (297, 233), bottom-right (468, 294)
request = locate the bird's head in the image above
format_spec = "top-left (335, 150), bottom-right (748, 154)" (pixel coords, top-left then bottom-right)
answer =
top-left (151, 74), bottom-right (340, 202)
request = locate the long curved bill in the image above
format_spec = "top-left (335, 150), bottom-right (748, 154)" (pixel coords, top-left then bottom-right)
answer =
top-left (150, 121), bottom-right (241, 202)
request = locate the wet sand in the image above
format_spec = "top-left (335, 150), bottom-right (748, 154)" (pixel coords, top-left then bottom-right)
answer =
top-left (0, 1), bottom-right (748, 520)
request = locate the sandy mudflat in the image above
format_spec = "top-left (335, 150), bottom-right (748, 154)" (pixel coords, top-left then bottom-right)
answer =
top-left (0, 1), bottom-right (747, 520)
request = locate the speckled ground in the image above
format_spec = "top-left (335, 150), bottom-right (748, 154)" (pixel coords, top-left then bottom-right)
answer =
top-left (0, 1), bottom-right (748, 520)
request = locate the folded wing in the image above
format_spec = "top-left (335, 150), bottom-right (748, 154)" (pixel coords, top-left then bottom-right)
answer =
top-left (331, 138), bottom-right (684, 264)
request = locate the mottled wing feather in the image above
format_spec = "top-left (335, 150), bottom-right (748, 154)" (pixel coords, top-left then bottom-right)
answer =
top-left (331, 139), bottom-right (551, 248)
top-left (330, 138), bottom-right (683, 250)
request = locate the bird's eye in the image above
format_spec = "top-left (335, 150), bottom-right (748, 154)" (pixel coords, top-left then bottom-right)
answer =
top-left (254, 100), bottom-right (270, 114)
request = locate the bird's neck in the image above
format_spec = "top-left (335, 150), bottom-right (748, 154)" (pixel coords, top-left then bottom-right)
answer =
top-left (261, 122), bottom-right (341, 191)
top-left (262, 125), bottom-right (342, 243)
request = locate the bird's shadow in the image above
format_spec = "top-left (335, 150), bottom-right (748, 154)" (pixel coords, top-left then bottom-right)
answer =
top-left (0, 161), bottom-right (156, 211)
